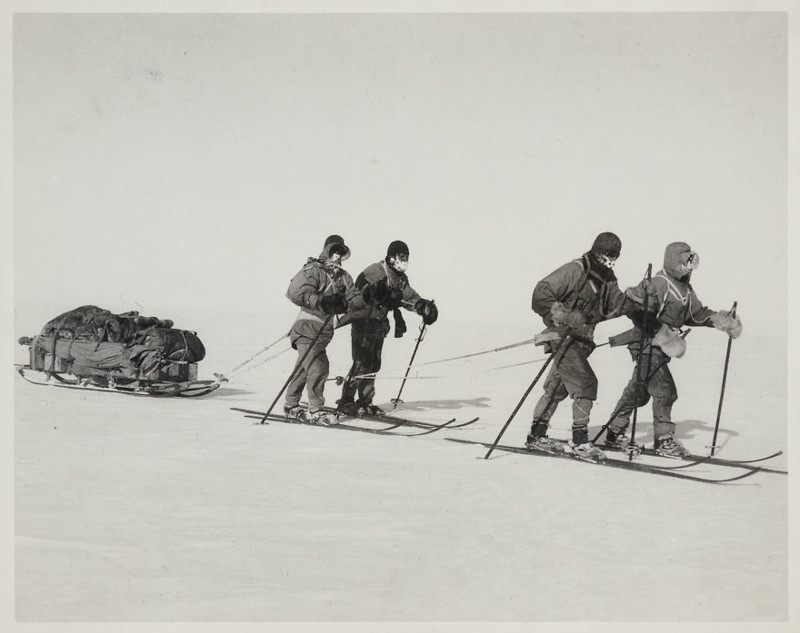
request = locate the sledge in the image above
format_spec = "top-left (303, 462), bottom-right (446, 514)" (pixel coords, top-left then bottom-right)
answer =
top-left (16, 304), bottom-right (224, 398)
top-left (16, 365), bottom-right (222, 397)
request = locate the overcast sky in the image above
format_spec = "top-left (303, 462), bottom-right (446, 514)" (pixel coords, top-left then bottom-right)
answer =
top-left (12, 11), bottom-right (787, 334)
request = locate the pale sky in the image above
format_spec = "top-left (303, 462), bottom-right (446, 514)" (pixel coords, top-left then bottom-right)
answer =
top-left (12, 11), bottom-right (787, 332)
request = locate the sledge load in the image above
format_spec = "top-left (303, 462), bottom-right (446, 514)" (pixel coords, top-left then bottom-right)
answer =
top-left (16, 305), bottom-right (222, 397)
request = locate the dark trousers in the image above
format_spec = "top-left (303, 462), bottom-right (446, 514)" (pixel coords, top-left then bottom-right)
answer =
top-left (339, 319), bottom-right (387, 407)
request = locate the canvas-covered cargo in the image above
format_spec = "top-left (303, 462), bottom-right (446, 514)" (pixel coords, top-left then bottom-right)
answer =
top-left (23, 305), bottom-right (207, 384)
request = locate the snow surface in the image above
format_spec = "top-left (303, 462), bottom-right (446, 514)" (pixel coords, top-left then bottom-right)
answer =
top-left (12, 310), bottom-right (788, 624)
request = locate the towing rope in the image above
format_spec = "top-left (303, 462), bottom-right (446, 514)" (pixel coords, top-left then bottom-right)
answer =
top-left (229, 345), bottom-right (293, 378)
top-left (327, 356), bottom-right (549, 383)
top-left (363, 336), bottom-right (540, 378)
top-left (335, 337), bottom-right (546, 382)
top-left (225, 332), bottom-right (291, 378)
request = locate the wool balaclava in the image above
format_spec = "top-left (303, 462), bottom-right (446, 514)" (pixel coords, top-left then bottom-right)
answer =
top-left (587, 232), bottom-right (621, 280)
top-left (386, 240), bottom-right (410, 273)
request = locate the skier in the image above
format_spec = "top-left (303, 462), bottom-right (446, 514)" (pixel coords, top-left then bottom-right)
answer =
top-left (603, 241), bottom-right (742, 457)
top-left (283, 235), bottom-right (362, 425)
top-left (526, 232), bottom-right (636, 461)
top-left (336, 240), bottom-right (438, 417)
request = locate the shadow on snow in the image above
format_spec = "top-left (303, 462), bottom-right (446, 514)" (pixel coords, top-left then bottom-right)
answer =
top-left (380, 396), bottom-right (492, 412)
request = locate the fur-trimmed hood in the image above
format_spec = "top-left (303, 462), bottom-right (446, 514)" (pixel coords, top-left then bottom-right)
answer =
top-left (318, 235), bottom-right (351, 261)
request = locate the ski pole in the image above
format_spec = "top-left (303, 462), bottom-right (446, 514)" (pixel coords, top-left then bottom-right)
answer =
top-left (484, 334), bottom-right (574, 459)
top-left (710, 301), bottom-right (737, 456)
top-left (493, 290), bottom-right (600, 456)
top-left (589, 329), bottom-right (691, 446)
top-left (624, 264), bottom-right (653, 460)
top-left (589, 358), bottom-right (669, 446)
top-left (260, 314), bottom-right (333, 424)
top-left (391, 321), bottom-right (428, 408)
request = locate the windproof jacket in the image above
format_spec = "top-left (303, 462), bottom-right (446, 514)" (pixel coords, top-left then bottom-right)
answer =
top-left (342, 260), bottom-right (422, 325)
top-left (532, 253), bottom-right (631, 341)
top-left (286, 243), bottom-right (362, 325)
top-left (626, 243), bottom-right (716, 329)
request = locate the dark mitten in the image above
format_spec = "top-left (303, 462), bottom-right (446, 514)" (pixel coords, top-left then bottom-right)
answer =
top-left (384, 287), bottom-right (404, 309)
top-left (320, 293), bottom-right (349, 315)
top-left (361, 283), bottom-right (377, 304)
top-left (363, 279), bottom-right (402, 308)
top-left (369, 278), bottom-right (390, 304)
top-left (630, 309), bottom-right (661, 337)
top-left (415, 299), bottom-right (439, 325)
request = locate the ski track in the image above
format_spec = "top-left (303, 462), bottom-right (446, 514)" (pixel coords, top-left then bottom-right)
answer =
top-left (13, 316), bottom-right (788, 622)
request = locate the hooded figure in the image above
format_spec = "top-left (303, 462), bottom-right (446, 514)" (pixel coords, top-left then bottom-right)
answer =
top-left (604, 241), bottom-right (742, 457)
top-left (336, 240), bottom-right (438, 417)
top-left (526, 232), bottom-right (636, 461)
top-left (282, 235), bottom-right (363, 425)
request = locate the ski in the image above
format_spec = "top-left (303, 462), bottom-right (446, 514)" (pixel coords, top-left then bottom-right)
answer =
top-left (715, 451), bottom-right (784, 465)
top-left (522, 435), bottom-right (712, 470)
top-left (444, 437), bottom-right (761, 484)
top-left (337, 413), bottom-right (464, 435)
top-left (685, 450), bottom-right (785, 473)
top-left (310, 404), bottom-right (480, 431)
top-left (602, 443), bottom-right (787, 475)
top-left (230, 407), bottom-right (457, 437)
top-left (16, 366), bottom-right (222, 398)
top-left (341, 411), bottom-right (479, 431)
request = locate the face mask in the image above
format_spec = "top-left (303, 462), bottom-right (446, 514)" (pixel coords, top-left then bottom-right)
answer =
top-left (325, 253), bottom-right (342, 271)
top-left (390, 255), bottom-right (409, 273)
top-left (597, 254), bottom-right (618, 269)
top-left (680, 251), bottom-right (700, 275)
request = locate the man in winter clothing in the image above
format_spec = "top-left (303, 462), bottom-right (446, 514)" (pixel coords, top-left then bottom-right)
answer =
top-left (283, 235), bottom-right (363, 425)
top-left (336, 240), bottom-right (438, 417)
top-left (604, 241), bottom-right (742, 457)
top-left (526, 232), bottom-right (636, 461)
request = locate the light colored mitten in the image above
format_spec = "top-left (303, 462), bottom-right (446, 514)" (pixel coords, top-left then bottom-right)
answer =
top-left (550, 302), bottom-right (586, 328)
top-left (709, 311), bottom-right (742, 339)
top-left (623, 287), bottom-right (645, 305)
top-left (652, 323), bottom-right (687, 358)
top-left (534, 328), bottom-right (562, 346)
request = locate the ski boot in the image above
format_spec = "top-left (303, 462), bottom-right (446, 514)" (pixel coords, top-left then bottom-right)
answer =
top-left (525, 434), bottom-right (567, 455)
top-left (567, 441), bottom-right (607, 463)
top-left (604, 429), bottom-right (629, 449)
top-left (654, 435), bottom-right (690, 459)
top-left (337, 401), bottom-right (361, 417)
top-left (604, 430), bottom-right (642, 457)
top-left (359, 403), bottom-right (385, 417)
top-left (309, 409), bottom-right (340, 426)
top-left (283, 405), bottom-right (308, 422)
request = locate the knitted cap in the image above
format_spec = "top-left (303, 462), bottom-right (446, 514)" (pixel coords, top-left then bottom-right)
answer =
top-left (590, 232), bottom-right (622, 259)
top-left (386, 240), bottom-right (410, 259)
